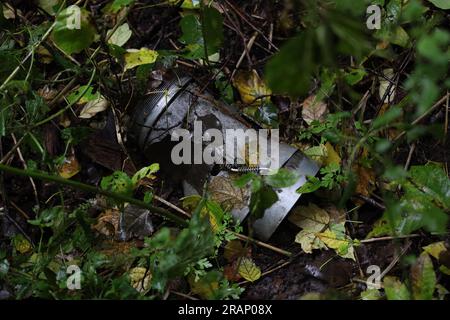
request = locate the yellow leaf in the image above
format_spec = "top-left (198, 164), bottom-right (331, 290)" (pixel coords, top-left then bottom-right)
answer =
top-left (295, 229), bottom-right (327, 254)
top-left (224, 240), bottom-right (247, 262)
top-left (13, 234), bottom-right (31, 254)
top-left (238, 257), bottom-right (261, 282)
top-left (288, 203), bottom-right (329, 232)
top-left (124, 48), bottom-right (158, 71)
top-left (129, 267), bottom-right (152, 293)
top-left (317, 228), bottom-right (356, 261)
top-left (57, 154), bottom-right (81, 179)
top-left (232, 70), bottom-right (271, 105)
top-left (188, 274), bottom-right (219, 299)
top-left (423, 242), bottom-right (447, 260)
top-left (323, 142), bottom-right (341, 166)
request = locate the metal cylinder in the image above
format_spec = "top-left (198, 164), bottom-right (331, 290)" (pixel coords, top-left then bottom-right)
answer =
top-left (130, 74), bottom-right (319, 240)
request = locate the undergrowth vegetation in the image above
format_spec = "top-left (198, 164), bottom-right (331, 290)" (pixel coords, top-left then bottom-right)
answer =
top-left (0, 0), bottom-right (449, 300)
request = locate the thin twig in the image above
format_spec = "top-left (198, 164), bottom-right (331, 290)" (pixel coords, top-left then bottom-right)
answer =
top-left (360, 234), bottom-right (420, 244)
top-left (394, 93), bottom-right (450, 141)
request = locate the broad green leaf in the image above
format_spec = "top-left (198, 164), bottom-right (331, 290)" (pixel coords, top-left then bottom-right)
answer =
top-left (201, 6), bottom-right (223, 55)
top-left (426, 0), bottom-right (450, 9)
top-left (265, 31), bottom-right (315, 97)
top-left (52, 5), bottom-right (97, 55)
top-left (107, 23), bottom-right (132, 47)
top-left (264, 168), bottom-right (299, 188)
top-left (383, 276), bottom-right (411, 300)
top-left (179, 14), bottom-right (202, 46)
top-left (124, 48), bottom-right (158, 71)
top-left (238, 257), bottom-right (261, 282)
top-left (411, 252), bottom-right (436, 300)
top-left (249, 185), bottom-right (278, 219)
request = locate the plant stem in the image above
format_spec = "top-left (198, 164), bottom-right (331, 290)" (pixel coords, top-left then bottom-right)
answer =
top-left (0, 163), bottom-right (188, 227)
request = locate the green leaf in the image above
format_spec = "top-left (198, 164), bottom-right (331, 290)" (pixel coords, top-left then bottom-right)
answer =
top-left (249, 185), bottom-right (278, 219)
top-left (124, 48), bottom-right (158, 71)
top-left (179, 14), bottom-right (203, 45)
top-left (371, 106), bottom-right (402, 130)
top-left (411, 252), bottom-right (437, 300)
top-left (254, 102), bottom-right (279, 128)
top-left (66, 85), bottom-right (99, 104)
top-left (131, 163), bottom-right (159, 187)
top-left (238, 257), bottom-right (261, 282)
top-left (426, 0), bottom-right (450, 9)
top-left (344, 67), bottom-right (367, 86)
top-left (297, 176), bottom-right (322, 194)
top-left (383, 276), bottom-right (411, 300)
top-left (409, 164), bottom-right (450, 208)
top-left (100, 171), bottom-right (133, 197)
top-left (110, 0), bottom-right (135, 13)
top-left (264, 168), bottom-right (299, 188)
top-left (201, 7), bottom-right (223, 55)
top-left (52, 5), bottom-right (97, 55)
top-left (265, 31), bottom-right (315, 97)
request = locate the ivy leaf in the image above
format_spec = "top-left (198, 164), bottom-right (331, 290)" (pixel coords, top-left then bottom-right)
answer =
top-left (264, 168), bottom-right (299, 188)
top-left (124, 48), bottom-right (158, 71)
top-left (238, 257), bottom-right (261, 282)
top-left (383, 276), bottom-right (411, 300)
top-left (52, 5), bottom-right (97, 55)
top-left (411, 252), bottom-right (437, 300)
